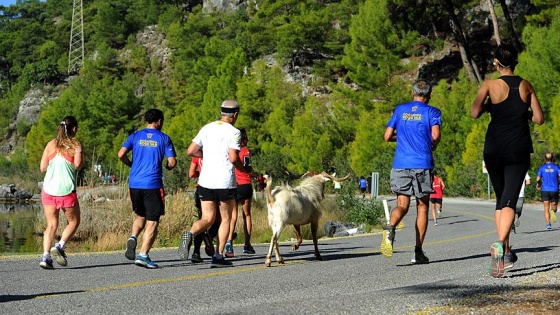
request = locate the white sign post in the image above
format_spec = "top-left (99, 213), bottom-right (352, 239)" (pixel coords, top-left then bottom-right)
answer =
top-left (383, 199), bottom-right (390, 225)
top-left (371, 172), bottom-right (379, 199)
top-left (482, 161), bottom-right (490, 199)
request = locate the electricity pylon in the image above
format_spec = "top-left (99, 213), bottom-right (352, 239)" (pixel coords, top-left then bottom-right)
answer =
top-left (68, 0), bottom-right (84, 74)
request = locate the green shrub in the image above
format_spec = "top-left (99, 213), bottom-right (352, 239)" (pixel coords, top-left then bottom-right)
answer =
top-left (336, 183), bottom-right (384, 227)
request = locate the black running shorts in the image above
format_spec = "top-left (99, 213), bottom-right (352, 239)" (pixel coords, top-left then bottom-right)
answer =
top-left (197, 186), bottom-right (236, 202)
top-left (129, 188), bottom-right (165, 221)
top-left (236, 184), bottom-right (253, 201)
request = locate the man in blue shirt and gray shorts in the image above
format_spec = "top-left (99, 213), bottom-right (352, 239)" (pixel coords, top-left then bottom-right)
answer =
top-left (381, 80), bottom-right (442, 264)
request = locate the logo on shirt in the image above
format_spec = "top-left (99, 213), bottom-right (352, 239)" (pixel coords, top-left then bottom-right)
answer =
top-left (139, 139), bottom-right (158, 147)
top-left (402, 113), bottom-right (422, 121)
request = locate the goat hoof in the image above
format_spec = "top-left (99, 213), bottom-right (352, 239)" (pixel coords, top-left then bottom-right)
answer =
top-left (278, 259), bottom-right (285, 264)
top-left (265, 257), bottom-right (271, 267)
top-left (292, 244), bottom-right (300, 251)
top-left (316, 255), bottom-right (323, 261)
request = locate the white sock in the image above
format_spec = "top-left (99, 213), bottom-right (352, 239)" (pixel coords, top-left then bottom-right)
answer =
top-left (43, 252), bottom-right (50, 257)
top-left (58, 240), bottom-right (66, 248)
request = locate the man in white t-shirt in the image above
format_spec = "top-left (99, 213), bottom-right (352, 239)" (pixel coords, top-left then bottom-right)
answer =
top-left (179, 100), bottom-right (251, 268)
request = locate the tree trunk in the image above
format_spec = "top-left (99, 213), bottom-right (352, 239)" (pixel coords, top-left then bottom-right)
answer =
top-left (487, 0), bottom-right (501, 45)
top-left (498, 0), bottom-right (522, 51)
top-left (442, 0), bottom-right (482, 82)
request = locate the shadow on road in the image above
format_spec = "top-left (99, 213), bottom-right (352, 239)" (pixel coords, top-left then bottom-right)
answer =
top-left (523, 228), bottom-right (559, 235)
top-left (447, 219), bottom-right (480, 225)
top-left (505, 262), bottom-right (560, 278)
top-left (0, 290), bottom-right (84, 303)
top-left (413, 252), bottom-right (488, 265)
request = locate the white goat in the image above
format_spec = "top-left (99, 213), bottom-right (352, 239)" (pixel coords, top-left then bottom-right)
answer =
top-left (264, 171), bottom-right (349, 267)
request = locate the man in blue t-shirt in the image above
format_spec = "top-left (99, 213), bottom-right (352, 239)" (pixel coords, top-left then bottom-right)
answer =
top-left (380, 80), bottom-right (442, 265)
top-left (359, 176), bottom-right (367, 198)
top-left (536, 152), bottom-right (560, 229)
top-left (118, 109), bottom-right (177, 268)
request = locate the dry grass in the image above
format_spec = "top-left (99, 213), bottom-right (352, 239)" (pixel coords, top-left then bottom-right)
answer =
top-left (35, 190), bottom-right (347, 253)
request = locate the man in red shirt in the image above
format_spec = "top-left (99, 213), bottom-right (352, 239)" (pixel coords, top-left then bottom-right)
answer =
top-left (225, 128), bottom-right (256, 256)
top-left (430, 171), bottom-right (446, 226)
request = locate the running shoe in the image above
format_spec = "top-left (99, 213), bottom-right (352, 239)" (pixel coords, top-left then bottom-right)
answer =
top-left (514, 214), bottom-right (520, 227)
top-left (550, 210), bottom-right (557, 223)
top-left (225, 241), bottom-right (234, 258)
top-left (125, 236), bottom-right (137, 260)
top-left (504, 253), bottom-right (515, 269)
top-left (202, 231), bottom-right (215, 257)
top-left (50, 244), bottom-right (68, 266)
top-left (135, 254), bottom-right (158, 269)
top-left (509, 249), bottom-right (518, 265)
top-left (191, 253), bottom-right (203, 264)
top-left (243, 245), bottom-right (256, 254)
top-left (546, 224), bottom-right (552, 230)
top-left (178, 231), bottom-right (193, 260)
top-left (434, 220), bottom-right (438, 226)
top-left (411, 250), bottom-right (430, 264)
top-left (490, 241), bottom-right (505, 278)
top-left (39, 256), bottom-right (53, 269)
top-left (380, 225), bottom-right (395, 258)
top-left (210, 256), bottom-right (233, 268)
top-left (437, 209), bottom-right (442, 218)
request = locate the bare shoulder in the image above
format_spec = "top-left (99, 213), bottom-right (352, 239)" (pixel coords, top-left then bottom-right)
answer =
top-left (485, 79), bottom-right (509, 103)
top-left (520, 79), bottom-right (536, 93)
top-left (43, 139), bottom-right (57, 154)
top-left (485, 78), bottom-right (505, 89)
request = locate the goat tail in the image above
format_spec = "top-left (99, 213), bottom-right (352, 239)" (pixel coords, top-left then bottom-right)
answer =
top-left (265, 176), bottom-right (274, 208)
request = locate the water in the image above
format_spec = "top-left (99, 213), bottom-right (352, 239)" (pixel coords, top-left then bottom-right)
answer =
top-left (0, 203), bottom-right (42, 254)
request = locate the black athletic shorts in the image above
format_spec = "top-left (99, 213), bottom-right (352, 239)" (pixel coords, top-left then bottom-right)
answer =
top-left (484, 153), bottom-right (530, 210)
top-left (541, 191), bottom-right (559, 203)
top-left (430, 198), bottom-right (443, 205)
top-left (129, 188), bottom-right (165, 221)
top-left (197, 186), bottom-right (236, 202)
top-left (236, 184), bottom-right (253, 201)
top-left (194, 185), bottom-right (202, 211)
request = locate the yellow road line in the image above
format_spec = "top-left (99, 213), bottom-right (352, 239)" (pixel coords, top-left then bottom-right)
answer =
top-left (358, 209), bottom-right (496, 254)
top-left (34, 260), bottom-right (305, 299)
top-left (30, 209), bottom-right (497, 299)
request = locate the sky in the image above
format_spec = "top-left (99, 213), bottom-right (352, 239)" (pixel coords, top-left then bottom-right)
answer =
top-left (0, 1), bottom-right (46, 7)
top-left (0, 1), bottom-right (18, 6)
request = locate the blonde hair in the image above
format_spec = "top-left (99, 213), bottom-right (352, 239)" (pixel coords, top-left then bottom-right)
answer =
top-left (55, 116), bottom-right (79, 150)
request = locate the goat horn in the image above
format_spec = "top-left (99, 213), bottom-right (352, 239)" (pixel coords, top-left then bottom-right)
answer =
top-left (264, 176), bottom-right (274, 206)
top-left (320, 171), bottom-right (350, 182)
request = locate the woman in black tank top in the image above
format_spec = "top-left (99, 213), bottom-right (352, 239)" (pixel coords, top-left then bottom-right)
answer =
top-left (470, 43), bottom-right (544, 278)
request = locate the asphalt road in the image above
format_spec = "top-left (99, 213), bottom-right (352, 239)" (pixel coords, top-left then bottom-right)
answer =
top-left (1, 198), bottom-right (558, 314)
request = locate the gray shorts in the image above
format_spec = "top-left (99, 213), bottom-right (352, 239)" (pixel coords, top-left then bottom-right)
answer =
top-left (390, 169), bottom-right (434, 198)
